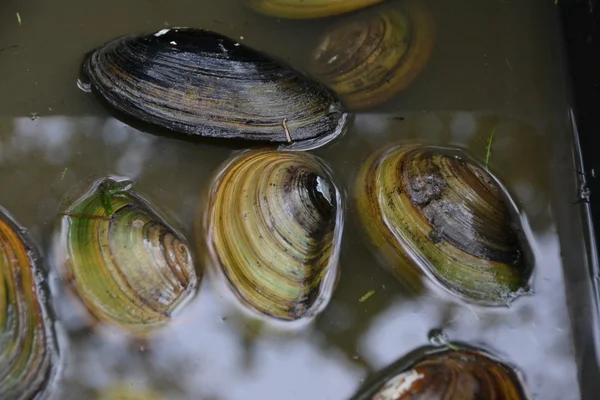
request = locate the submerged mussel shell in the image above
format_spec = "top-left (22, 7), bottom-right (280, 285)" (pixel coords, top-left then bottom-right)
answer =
top-left (352, 345), bottom-right (530, 399)
top-left (248, 0), bottom-right (387, 19)
top-left (0, 206), bottom-right (58, 400)
top-left (309, 0), bottom-right (436, 110)
top-left (356, 143), bottom-right (533, 305)
top-left (199, 150), bottom-right (344, 327)
top-left (96, 383), bottom-right (163, 400)
top-left (82, 27), bottom-right (349, 151)
top-left (55, 177), bottom-right (199, 336)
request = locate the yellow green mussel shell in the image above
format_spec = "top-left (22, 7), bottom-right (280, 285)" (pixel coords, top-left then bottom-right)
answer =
top-left (200, 150), bottom-right (344, 326)
top-left (56, 177), bottom-right (199, 336)
top-left (248, 0), bottom-right (387, 19)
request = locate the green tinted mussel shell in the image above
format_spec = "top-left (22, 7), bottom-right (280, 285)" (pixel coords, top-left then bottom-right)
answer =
top-left (199, 150), bottom-right (344, 327)
top-left (352, 345), bottom-right (530, 399)
top-left (55, 177), bottom-right (199, 336)
top-left (356, 143), bottom-right (533, 305)
top-left (1, 206), bottom-right (58, 400)
top-left (248, 0), bottom-right (387, 19)
top-left (82, 27), bottom-right (349, 151)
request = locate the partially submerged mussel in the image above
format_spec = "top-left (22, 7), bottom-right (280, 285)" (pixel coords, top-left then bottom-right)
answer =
top-left (356, 143), bottom-right (533, 305)
top-left (248, 0), bottom-right (387, 19)
top-left (199, 150), bottom-right (343, 327)
top-left (1, 206), bottom-right (58, 400)
top-left (309, 0), bottom-right (436, 110)
top-left (54, 177), bottom-right (199, 336)
top-left (353, 345), bottom-right (530, 399)
top-left (82, 28), bottom-right (349, 150)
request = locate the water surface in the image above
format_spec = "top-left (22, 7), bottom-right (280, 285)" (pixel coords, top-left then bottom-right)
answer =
top-left (0, 0), bottom-right (584, 399)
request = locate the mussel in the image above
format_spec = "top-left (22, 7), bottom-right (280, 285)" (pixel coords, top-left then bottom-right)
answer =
top-left (82, 28), bottom-right (349, 151)
top-left (198, 150), bottom-right (344, 327)
top-left (308, 0), bottom-right (436, 110)
top-left (355, 143), bottom-right (533, 305)
top-left (352, 345), bottom-right (530, 399)
top-left (54, 177), bottom-right (199, 336)
top-left (248, 0), bottom-right (387, 19)
top-left (1, 206), bottom-right (58, 400)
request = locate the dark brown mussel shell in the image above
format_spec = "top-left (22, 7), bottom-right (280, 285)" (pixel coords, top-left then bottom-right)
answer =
top-left (352, 345), bottom-right (530, 399)
top-left (81, 27), bottom-right (349, 150)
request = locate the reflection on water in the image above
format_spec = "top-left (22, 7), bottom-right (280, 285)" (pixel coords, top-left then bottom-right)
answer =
top-left (0, 0), bottom-right (585, 398)
top-left (0, 110), bottom-right (579, 399)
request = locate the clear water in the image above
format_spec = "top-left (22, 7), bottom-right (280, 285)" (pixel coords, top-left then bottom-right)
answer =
top-left (0, 0), bottom-right (586, 399)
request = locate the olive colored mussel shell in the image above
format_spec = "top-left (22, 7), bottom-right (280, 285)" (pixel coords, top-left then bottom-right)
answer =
top-left (309, 0), bottom-right (436, 110)
top-left (82, 28), bottom-right (348, 150)
top-left (353, 346), bottom-right (530, 399)
top-left (55, 178), bottom-right (199, 336)
top-left (200, 150), bottom-right (343, 325)
top-left (248, 0), bottom-right (387, 19)
top-left (1, 207), bottom-right (58, 400)
top-left (356, 143), bottom-right (532, 305)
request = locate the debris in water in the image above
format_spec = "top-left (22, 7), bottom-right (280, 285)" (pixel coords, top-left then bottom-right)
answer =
top-left (29, 112), bottom-right (38, 121)
top-left (16, 12), bottom-right (21, 26)
top-left (0, 45), bottom-right (18, 53)
top-left (61, 167), bottom-right (68, 180)
top-left (359, 290), bottom-right (375, 303)
top-left (484, 126), bottom-right (496, 170)
top-left (428, 328), bottom-right (459, 350)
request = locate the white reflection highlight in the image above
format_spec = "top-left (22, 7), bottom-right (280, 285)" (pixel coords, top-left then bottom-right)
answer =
top-left (450, 112), bottom-right (477, 141)
top-left (102, 118), bottom-right (132, 145)
top-left (353, 114), bottom-right (392, 148)
top-left (147, 285), bottom-right (364, 400)
top-left (13, 116), bottom-right (74, 165)
top-left (358, 232), bottom-right (579, 400)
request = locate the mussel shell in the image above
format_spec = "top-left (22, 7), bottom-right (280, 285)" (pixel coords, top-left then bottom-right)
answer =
top-left (55, 177), bottom-right (199, 336)
top-left (82, 28), bottom-right (349, 151)
top-left (199, 150), bottom-right (344, 326)
top-left (352, 345), bottom-right (530, 399)
top-left (309, 0), bottom-right (436, 110)
top-left (0, 206), bottom-right (59, 400)
top-left (355, 143), bottom-right (533, 305)
top-left (248, 0), bottom-right (387, 19)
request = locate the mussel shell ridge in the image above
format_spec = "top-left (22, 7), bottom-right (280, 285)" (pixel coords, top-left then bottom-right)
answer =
top-left (0, 206), bottom-right (59, 400)
top-left (200, 150), bottom-right (344, 327)
top-left (55, 177), bottom-right (199, 336)
top-left (352, 345), bottom-right (530, 399)
top-left (248, 0), bottom-right (387, 19)
top-left (82, 28), bottom-right (349, 151)
top-left (309, 0), bottom-right (436, 110)
top-left (356, 143), bottom-right (533, 305)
